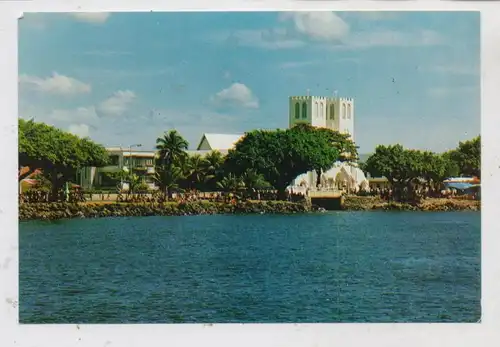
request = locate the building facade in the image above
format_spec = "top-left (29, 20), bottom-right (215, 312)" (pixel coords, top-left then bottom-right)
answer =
top-left (77, 147), bottom-right (157, 191)
top-left (288, 94), bottom-right (368, 193)
top-left (289, 96), bottom-right (355, 141)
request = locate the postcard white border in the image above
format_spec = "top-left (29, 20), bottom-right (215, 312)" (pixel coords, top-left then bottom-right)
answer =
top-left (1, 1), bottom-right (498, 346)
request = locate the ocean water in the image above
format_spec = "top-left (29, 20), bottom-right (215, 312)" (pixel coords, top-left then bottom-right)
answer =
top-left (19, 212), bottom-right (481, 323)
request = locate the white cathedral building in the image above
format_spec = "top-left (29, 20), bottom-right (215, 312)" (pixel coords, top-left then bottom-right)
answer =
top-left (192, 94), bottom-right (369, 194)
top-left (286, 94), bottom-right (369, 194)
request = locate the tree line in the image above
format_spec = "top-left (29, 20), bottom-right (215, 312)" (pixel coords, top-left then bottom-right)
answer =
top-left (153, 123), bottom-right (358, 200)
top-left (18, 119), bottom-right (480, 203)
top-left (361, 136), bottom-right (480, 201)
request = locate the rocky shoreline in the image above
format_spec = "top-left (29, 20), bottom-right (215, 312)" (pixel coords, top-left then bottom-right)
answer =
top-left (343, 196), bottom-right (480, 212)
top-left (19, 197), bottom-right (480, 221)
top-left (19, 201), bottom-right (313, 221)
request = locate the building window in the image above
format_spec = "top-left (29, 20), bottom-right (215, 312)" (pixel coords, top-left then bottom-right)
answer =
top-left (330, 105), bottom-right (335, 120)
top-left (320, 103), bottom-right (324, 119)
top-left (295, 102), bottom-right (300, 119)
top-left (347, 104), bottom-right (352, 119)
top-left (302, 102), bottom-right (307, 119)
top-left (315, 102), bottom-right (319, 118)
top-left (342, 104), bottom-right (346, 119)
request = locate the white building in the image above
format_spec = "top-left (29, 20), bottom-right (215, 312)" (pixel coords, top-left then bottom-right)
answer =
top-left (289, 95), bottom-right (355, 141)
top-left (77, 147), bottom-right (157, 191)
top-left (288, 95), bottom-right (369, 193)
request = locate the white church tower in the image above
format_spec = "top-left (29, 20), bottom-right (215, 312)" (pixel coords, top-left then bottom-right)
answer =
top-left (288, 94), bottom-right (355, 141)
top-left (287, 92), bottom-right (368, 193)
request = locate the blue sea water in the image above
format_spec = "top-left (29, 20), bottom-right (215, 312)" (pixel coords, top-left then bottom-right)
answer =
top-left (19, 212), bottom-right (481, 323)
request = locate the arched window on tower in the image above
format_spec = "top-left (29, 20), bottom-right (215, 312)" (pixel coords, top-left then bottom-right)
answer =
top-left (295, 102), bottom-right (300, 119)
top-left (330, 105), bottom-right (335, 120)
top-left (342, 104), bottom-right (346, 119)
top-left (320, 103), bottom-right (324, 119)
top-left (315, 102), bottom-right (319, 118)
top-left (347, 104), bottom-right (352, 119)
top-left (302, 102), bottom-right (307, 119)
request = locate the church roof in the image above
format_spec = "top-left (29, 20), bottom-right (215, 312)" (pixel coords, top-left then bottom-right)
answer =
top-left (196, 133), bottom-right (245, 151)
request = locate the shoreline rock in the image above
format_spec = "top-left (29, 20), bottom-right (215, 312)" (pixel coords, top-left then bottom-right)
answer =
top-left (19, 201), bottom-right (313, 221)
top-left (19, 197), bottom-right (480, 221)
top-left (342, 196), bottom-right (480, 212)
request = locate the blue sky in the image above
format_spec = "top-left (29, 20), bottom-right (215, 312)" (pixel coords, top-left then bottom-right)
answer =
top-left (18, 11), bottom-right (480, 153)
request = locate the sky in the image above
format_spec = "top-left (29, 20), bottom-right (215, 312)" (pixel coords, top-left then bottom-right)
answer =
top-left (18, 11), bottom-right (480, 153)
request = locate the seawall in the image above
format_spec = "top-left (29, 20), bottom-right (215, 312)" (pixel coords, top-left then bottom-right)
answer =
top-left (343, 196), bottom-right (480, 212)
top-left (19, 201), bottom-right (313, 221)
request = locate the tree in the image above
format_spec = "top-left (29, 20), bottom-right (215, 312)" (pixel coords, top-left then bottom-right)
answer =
top-left (290, 124), bottom-right (357, 187)
top-left (182, 154), bottom-right (208, 190)
top-left (155, 130), bottom-right (189, 168)
top-left (364, 144), bottom-right (424, 201)
top-left (154, 130), bottom-right (189, 198)
top-left (240, 169), bottom-right (270, 191)
top-left (18, 119), bottom-right (109, 200)
top-left (225, 126), bottom-right (352, 199)
top-left (216, 173), bottom-right (244, 194)
top-left (153, 165), bottom-right (184, 199)
top-left (202, 150), bottom-right (225, 190)
top-left (448, 136), bottom-right (480, 177)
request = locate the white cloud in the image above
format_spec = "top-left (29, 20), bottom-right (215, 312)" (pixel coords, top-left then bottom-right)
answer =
top-left (279, 11), bottom-right (349, 41)
top-left (19, 72), bottom-right (91, 95)
top-left (49, 106), bottom-right (99, 124)
top-left (211, 83), bottom-right (259, 109)
top-left (96, 90), bottom-right (136, 117)
top-left (69, 12), bottom-right (110, 24)
top-left (68, 124), bottom-right (90, 138)
top-left (211, 12), bottom-right (441, 51)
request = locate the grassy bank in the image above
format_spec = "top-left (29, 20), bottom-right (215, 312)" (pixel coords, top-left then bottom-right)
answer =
top-left (19, 200), bottom-right (313, 221)
top-left (343, 196), bottom-right (480, 212)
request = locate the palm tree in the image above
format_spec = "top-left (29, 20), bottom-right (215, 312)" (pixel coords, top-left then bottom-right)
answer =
top-left (184, 154), bottom-right (208, 190)
top-left (155, 130), bottom-right (189, 168)
top-left (241, 169), bottom-right (268, 191)
top-left (154, 165), bottom-right (184, 199)
top-left (203, 150), bottom-right (225, 172)
top-left (155, 130), bottom-right (189, 198)
top-left (203, 150), bottom-right (225, 190)
top-left (216, 173), bottom-right (244, 193)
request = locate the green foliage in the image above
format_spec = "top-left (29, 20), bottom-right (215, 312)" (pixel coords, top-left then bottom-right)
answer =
top-left (202, 150), bottom-right (226, 190)
top-left (364, 137), bottom-right (479, 201)
top-left (240, 169), bottom-right (270, 190)
top-left (182, 154), bottom-right (207, 189)
top-left (155, 130), bottom-right (189, 167)
top-left (154, 130), bottom-right (190, 197)
top-left (448, 136), bottom-right (480, 177)
top-left (18, 119), bottom-right (109, 200)
top-left (225, 125), bottom-right (357, 198)
top-left (216, 173), bottom-right (245, 193)
top-left (365, 145), bottom-right (422, 185)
